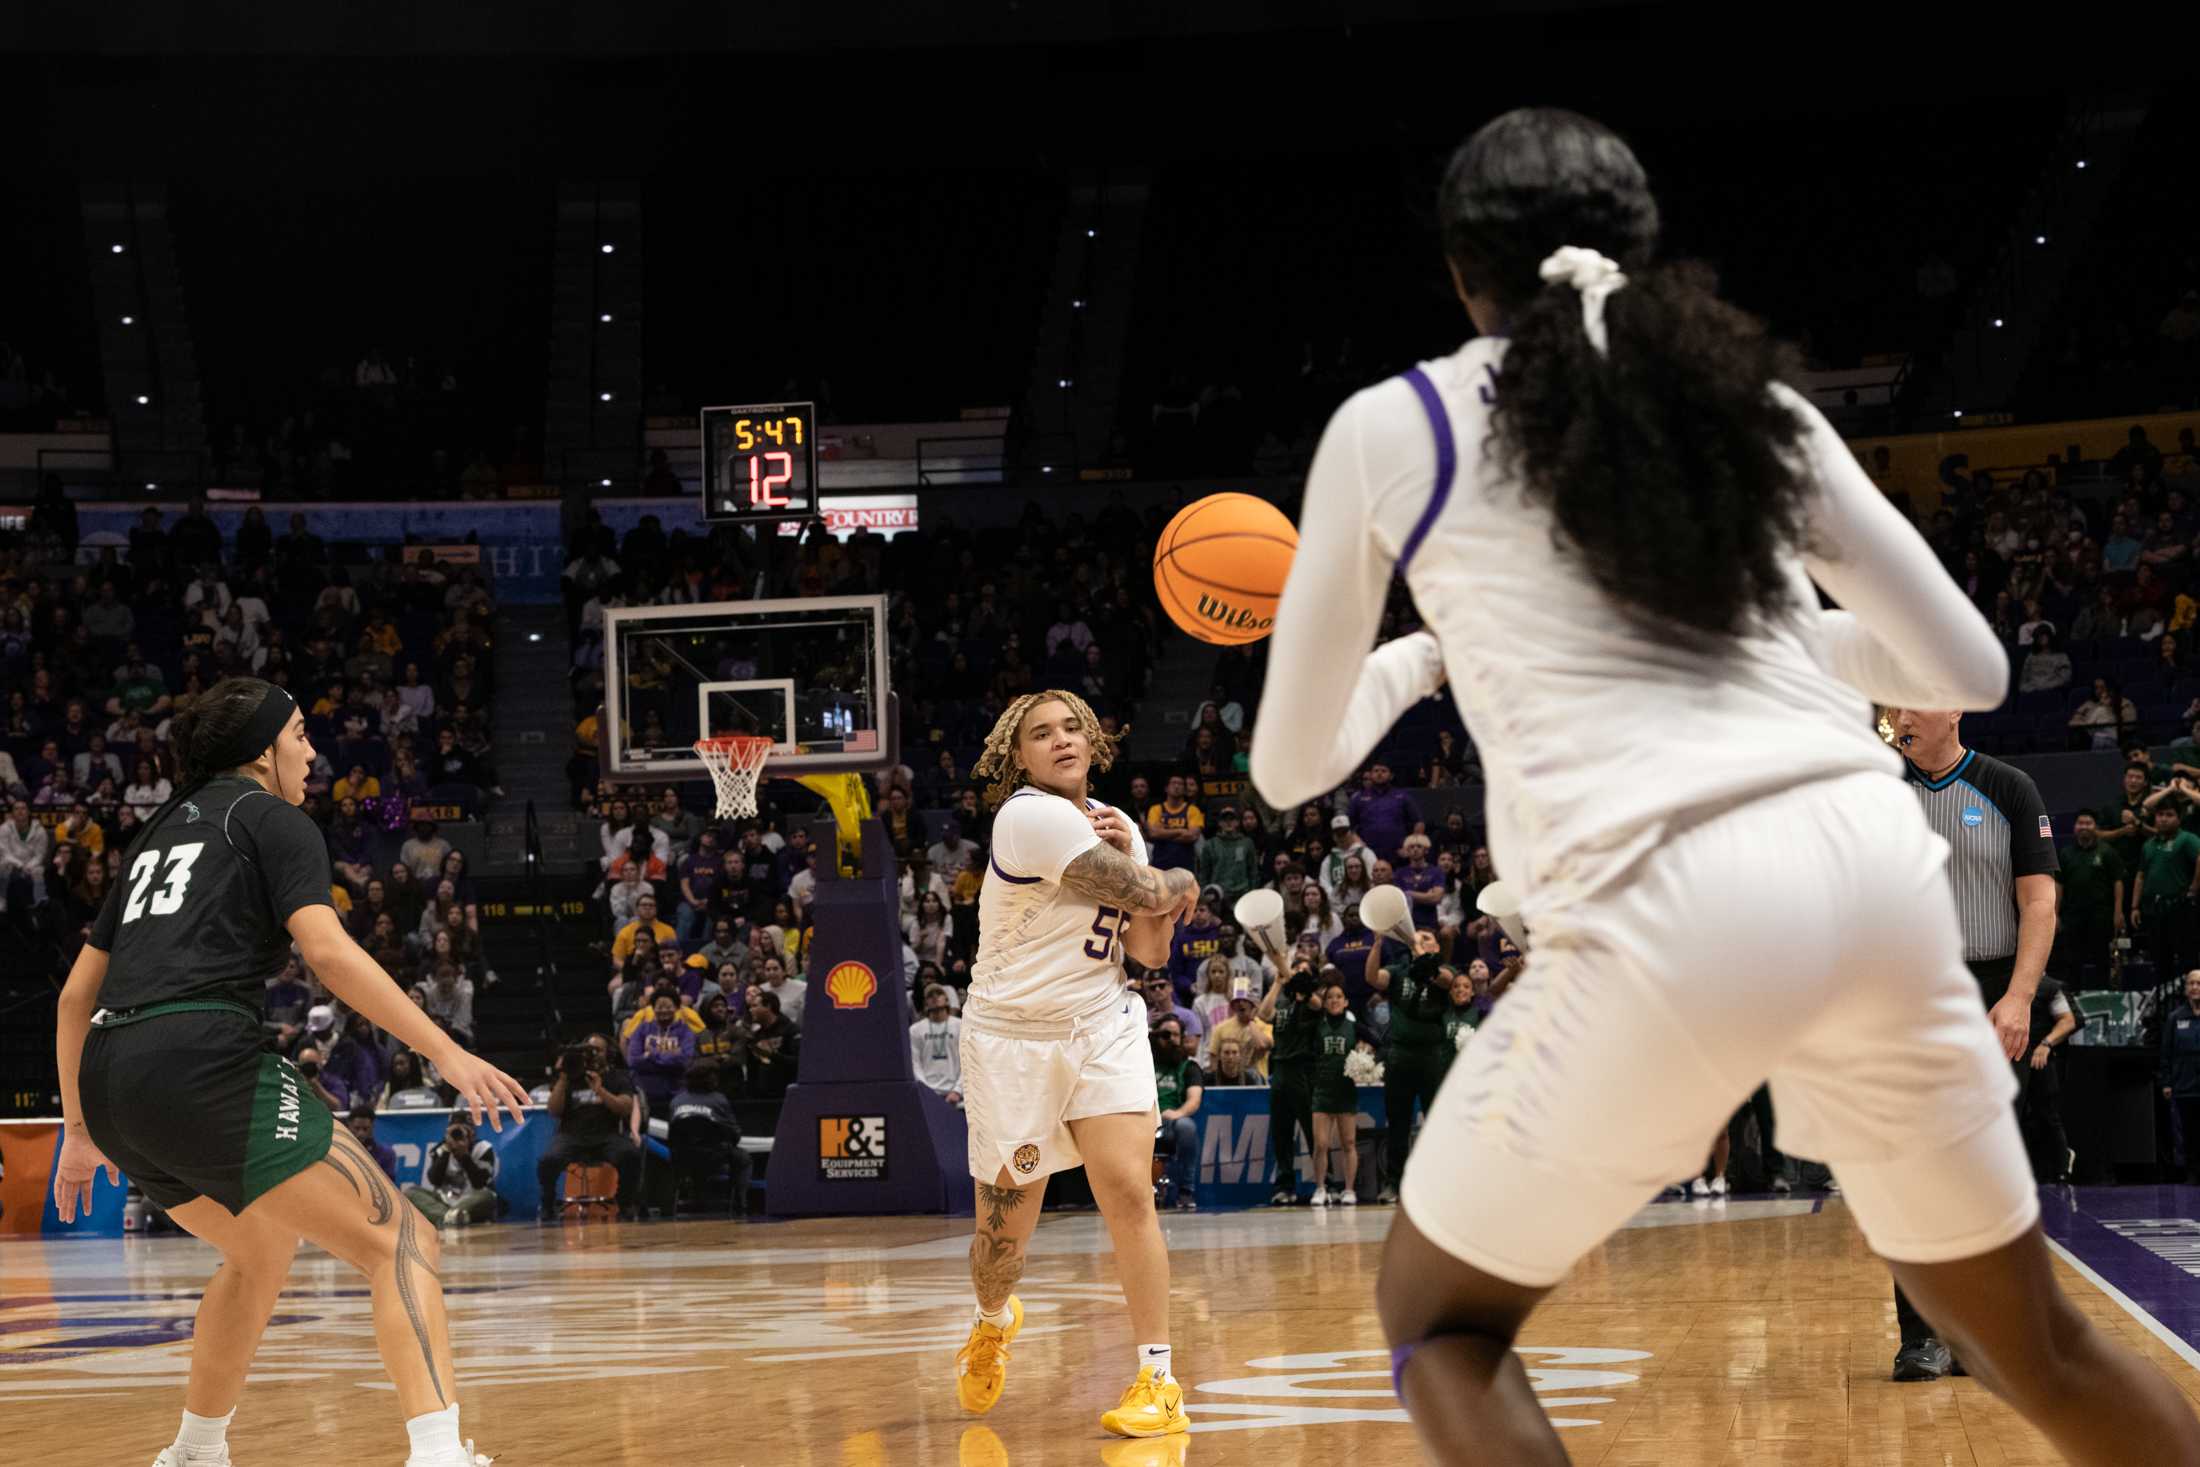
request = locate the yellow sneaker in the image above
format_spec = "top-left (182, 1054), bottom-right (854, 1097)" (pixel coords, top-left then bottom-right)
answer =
top-left (958, 1424), bottom-right (1012, 1467)
top-left (955, 1295), bottom-right (1024, 1414)
top-left (1098, 1365), bottom-right (1190, 1438)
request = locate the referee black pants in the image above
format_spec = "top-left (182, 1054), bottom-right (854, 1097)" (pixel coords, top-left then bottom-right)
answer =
top-left (1893, 956), bottom-right (2017, 1354)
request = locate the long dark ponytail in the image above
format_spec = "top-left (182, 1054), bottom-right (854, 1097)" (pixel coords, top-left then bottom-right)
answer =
top-left (1439, 107), bottom-right (1814, 639)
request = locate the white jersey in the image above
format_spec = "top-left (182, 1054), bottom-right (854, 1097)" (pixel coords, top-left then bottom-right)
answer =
top-left (968, 788), bottom-right (1148, 1024)
top-left (1251, 335), bottom-right (2007, 928)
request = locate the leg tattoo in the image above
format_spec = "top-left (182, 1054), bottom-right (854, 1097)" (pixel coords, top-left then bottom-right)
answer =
top-left (970, 1231), bottom-right (1026, 1311)
top-left (976, 1181), bottom-right (1028, 1233)
top-left (393, 1203), bottom-right (447, 1405)
top-left (328, 1124), bottom-right (442, 1403)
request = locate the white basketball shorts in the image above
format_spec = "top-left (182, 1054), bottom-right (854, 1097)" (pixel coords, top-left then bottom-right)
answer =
top-left (960, 991), bottom-right (1157, 1185)
top-left (1403, 769), bottom-right (2040, 1288)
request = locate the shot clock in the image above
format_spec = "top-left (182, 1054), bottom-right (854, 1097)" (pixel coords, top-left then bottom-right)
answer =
top-left (700, 400), bottom-right (821, 524)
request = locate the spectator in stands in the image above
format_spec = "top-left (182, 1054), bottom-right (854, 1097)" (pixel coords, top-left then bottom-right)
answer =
top-left (326, 1012), bottom-right (388, 1107)
top-left (2164, 971), bottom-right (2200, 1184)
top-left (607, 863), bottom-right (653, 931)
top-left (2068, 676), bottom-right (2141, 752)
top-left (673, 828), bottom-right (721, 945)
top-left (698, 918), bottom-right (743, 974)
top-left (380, 1049), bottom-right (442, 1108)
top-left (538, 1033), bottom-right (641, 1219)
top-left (2019, 629), bottom-right (2072, 694)
top-left (653, 787), bottom-right (700, 862)
top-left (1152, 1016), bottom-right (1205, 1211)
top-left (757, 953), bottom-right (806, 1027)
top-left (1320, 816), bottom-right (1368, 900)
top-left (1167, 894), bottom-right (1225, 1004)
top-left (614, 892), bottom-right (678, 965)
top-left (2055, 812), bottom-right (2127, 990)
top-left (2103, 765), bottom-right (2156, 850)
top-left (1190, 958), bottom-right (1235, 1044)
top-left (1145, 774), bottom-right (1204, 875)
top-left (907, 890), bottom-right (953, 969)
top-left (910, 983), bottom-right (962, 1104)
top-left (1209, 1035), bottom-right (1263, 1087)
top-left (2135, 803), bottom-right (2200, 980)
top-left (1196, 805), bottom-right (1260, 908)
top-left (406, 1115), bottom-right (500, 1228)
top-left (346, 1109), bottom-right (401, 1182)
top-left (900, 854), bottom-right (951, 928)
top-left (294, 1043), bottom-right (350, 1112)
top-left (1326, 902), bottom-right (1382, 1008)
top-left (627, 991), bottom-right (698, 1114)
top-left (666, 1059), bottom-right (748, 1213)
top-left (743, 990), bottom-right (801, 1100)
top-left (413, 960), bottom-right (476, 1049)
top-left (264, 956), bottom-right (314, 1047)
top-left (123, 757), bottom-right (172, 816)
top-left (879, 782), bottom-right (926, 861)
top-left (1347, 761), bottom-right (1420, 864)
top-left (1209, 978), bottom-right (1273, 1078)
top-left (329, 796), bottom-right (376, 891)
top-left (927, 817), bottom-right (978, 877)
top-left (399, 817), bottom-right (451, 881)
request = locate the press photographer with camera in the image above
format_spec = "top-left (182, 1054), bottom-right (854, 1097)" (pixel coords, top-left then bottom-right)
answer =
top-left (533, 1032), bottom-right (640, 1219)
top-left (405, 1115), bottom-right (500, 1228)
top-left (1256, 942), bottom-right (1328, 1206)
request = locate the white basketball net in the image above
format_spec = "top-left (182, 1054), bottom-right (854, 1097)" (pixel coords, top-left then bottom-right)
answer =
top-left (694, 735), bottom-right (775, 819)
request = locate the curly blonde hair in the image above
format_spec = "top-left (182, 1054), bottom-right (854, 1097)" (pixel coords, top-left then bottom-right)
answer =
top-left (974, 689), bottom-right (1120, 808)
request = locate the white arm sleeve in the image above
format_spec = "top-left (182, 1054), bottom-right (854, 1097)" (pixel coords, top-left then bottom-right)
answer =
top-left (992, 796), bottom-right (1102, 883)
top-left (1781, 385), bottom-right (2008, 710)
top-left (1252, 383), bottom-right (1450, 810)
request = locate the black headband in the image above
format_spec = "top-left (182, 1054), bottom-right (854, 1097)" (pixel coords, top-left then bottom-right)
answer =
top-left (205, 683), bottom-right (298, 772)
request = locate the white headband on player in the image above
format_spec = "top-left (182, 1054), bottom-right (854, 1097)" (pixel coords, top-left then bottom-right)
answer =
top-left (1538, 246), bottom-right (1628, 357)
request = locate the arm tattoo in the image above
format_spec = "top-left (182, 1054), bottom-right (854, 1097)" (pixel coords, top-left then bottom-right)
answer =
top-left (1059, 843), bottom-right (1189, 915)
top-left (970, 1231), bottom-right (1027, 1314)
top-left (976, 1180), bottom-right (1028, 1233)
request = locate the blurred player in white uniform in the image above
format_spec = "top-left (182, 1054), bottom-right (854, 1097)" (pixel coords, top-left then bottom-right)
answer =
top-left (1250, 106), bottom-right (2200, 1466)
top-left (950, 688), bottom-right (1199, 1439)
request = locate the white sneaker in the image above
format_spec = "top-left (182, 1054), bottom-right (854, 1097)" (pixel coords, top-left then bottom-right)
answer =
top-left (151, 1449), bottom-right (231, 1467)
top-left (1338, 1189), bottom-right (1358, 1206)
top-left (405, 1446), bottom-right (493, 1467)
top-left (1689, 1178), bottom-right (1710, 1197)
top-left (1709, 1177), bottom-right (1729, 1197)
top-left (1308, 1188), bottom-right (1329, 1208)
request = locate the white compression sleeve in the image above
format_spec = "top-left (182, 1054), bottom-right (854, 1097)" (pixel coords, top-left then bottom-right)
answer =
top-left (1784, 386), bottom-right (2008, 710)
top-left (1251, 389), bottom-right (1448, 810)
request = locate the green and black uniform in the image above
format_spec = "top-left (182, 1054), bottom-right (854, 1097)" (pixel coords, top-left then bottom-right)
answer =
top-left (1311, 1011), bottom-right (1359, 1113)
top-left (78, 776), bottom-right (337, 1213)
top-left (2052, 837), bottom-right (2125, 989)
top-left (2138, 825), bottom-right (2200, 978)
top-left (1380, 954), bottom-right (1453, 1190)
top-left (1267, 988), bottom-right (1322, 1196)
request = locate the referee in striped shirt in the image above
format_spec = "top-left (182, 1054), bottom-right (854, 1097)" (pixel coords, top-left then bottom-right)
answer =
top-left (1884, 706), bottom-right (2059, 1382)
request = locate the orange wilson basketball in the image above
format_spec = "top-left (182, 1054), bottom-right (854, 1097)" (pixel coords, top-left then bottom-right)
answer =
top-left (1152, 492), bottom-right (1299, 645)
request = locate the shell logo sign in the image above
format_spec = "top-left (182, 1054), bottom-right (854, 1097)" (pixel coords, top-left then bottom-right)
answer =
top-left (824, 960), bottom-right (879, 1010)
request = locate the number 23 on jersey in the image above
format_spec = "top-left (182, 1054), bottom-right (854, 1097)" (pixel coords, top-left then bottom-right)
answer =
top-left (123, 842), bottom-right (204, 923)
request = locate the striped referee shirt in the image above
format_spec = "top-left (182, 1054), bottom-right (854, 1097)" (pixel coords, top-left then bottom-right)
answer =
top-left (1904, 748), bottom-right (2058, 962)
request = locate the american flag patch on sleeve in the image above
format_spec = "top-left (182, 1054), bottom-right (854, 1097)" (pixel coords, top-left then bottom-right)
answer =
top-left (2039, 814), bottom-right (2054, 839)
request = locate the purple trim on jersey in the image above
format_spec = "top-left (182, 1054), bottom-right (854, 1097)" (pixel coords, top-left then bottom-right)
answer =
top-left (1397, 366), bottom-right (1458, 574)
top-left (989, 854), bottom-right (1041, 885)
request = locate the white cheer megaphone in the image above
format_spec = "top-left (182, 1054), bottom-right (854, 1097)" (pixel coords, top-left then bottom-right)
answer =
top-left (1360, 883), bottom-right (1420, 950)
top-left (1476, 879), bottom-right (1528, 951)
top-left (1233, 888), bottom-right (1290, 969)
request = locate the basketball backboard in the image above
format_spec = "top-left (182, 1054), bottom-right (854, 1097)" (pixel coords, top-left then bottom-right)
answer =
top-left (601, 595), bottom-right (889, 779)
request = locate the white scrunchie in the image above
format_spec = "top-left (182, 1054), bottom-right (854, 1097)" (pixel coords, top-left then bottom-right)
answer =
top-left (1538, 246), bottom-right (1628, 357)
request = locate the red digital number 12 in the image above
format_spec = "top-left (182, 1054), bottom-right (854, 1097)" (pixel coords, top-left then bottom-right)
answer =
top-left (747, 451), bottom-right (794, 508)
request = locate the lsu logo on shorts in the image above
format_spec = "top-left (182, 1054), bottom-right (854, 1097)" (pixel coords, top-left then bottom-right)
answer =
top-left (1013, 1143), bottom-right (1041, 1176)
top-left (818, 1115), bottom-right (889, 1181)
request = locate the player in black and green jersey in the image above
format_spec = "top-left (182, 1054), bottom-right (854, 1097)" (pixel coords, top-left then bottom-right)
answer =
top-left (51, 677), bottom-right (531, 1467)
top-left (1367, 929), bottom-right (1455, 1204)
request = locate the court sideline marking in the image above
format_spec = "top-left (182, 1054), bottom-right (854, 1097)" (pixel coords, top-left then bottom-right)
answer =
top-left (2047, 1236), bottom-right (2200, 1376)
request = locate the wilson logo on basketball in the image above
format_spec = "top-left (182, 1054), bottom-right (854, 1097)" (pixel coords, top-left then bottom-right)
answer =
top-left (1193, 593), bottom-right (1274, 634)
top-left (1013, 1144), bottom-right (1041, 1175)
top-left (824, 960), bottom-right (878, 1010)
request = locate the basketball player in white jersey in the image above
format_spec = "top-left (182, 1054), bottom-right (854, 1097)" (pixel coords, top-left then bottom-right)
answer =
top-left (1251, 108), bottom-right (2200, 1465)
top-left (951, 688), bottom-right (1199, 1438)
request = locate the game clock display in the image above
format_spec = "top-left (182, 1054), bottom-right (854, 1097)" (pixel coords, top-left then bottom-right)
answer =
top-left (701, 400), bottom-right (820, 524)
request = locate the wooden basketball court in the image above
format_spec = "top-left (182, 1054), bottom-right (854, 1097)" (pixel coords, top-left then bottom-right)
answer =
top-left (6, 1192), bottom-right (2198, 1465)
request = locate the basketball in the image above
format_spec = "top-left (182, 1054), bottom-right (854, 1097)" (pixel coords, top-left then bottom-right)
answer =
top-left (1152, 492), bottom-right (1299, 645)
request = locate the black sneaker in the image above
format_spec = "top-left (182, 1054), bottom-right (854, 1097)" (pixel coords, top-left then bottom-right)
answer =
top-left (1268, 1189), bottom-right (1296, 1207)
top-left (1947, 1356), bottom-right (1969, 1378)
top-left (1892, 1339), bottom-right (1953, 1382)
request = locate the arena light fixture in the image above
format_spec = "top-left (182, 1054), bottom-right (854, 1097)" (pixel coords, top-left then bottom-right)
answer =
top-left (135, 394), bottom-right (149, 405)
top-left (1086, 229), bottom-right (1096, 238)
top-left (1993, 318), bottom-right (2004, 328)
top-left (600, 478), bottom-right (612, 487)
top-left (600, 243), bottom-right (615, 254)
top-left (599, 312), bottom-right (612, 323)
top-left (2076, 159), bottom-right (2087, 169)
top-left (599, 392), bottom-right (612, 401)
top-left (1953, 409), bottom-right (1965, 419)
top-left (2035, 234), bottom-right (2048, 245)
top-left (110, 243), bottom-right (125, 253)
top-left (1058, 378), bottom-right (1073, 388)
top-left (120, 315), bottom-right (134, 324)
